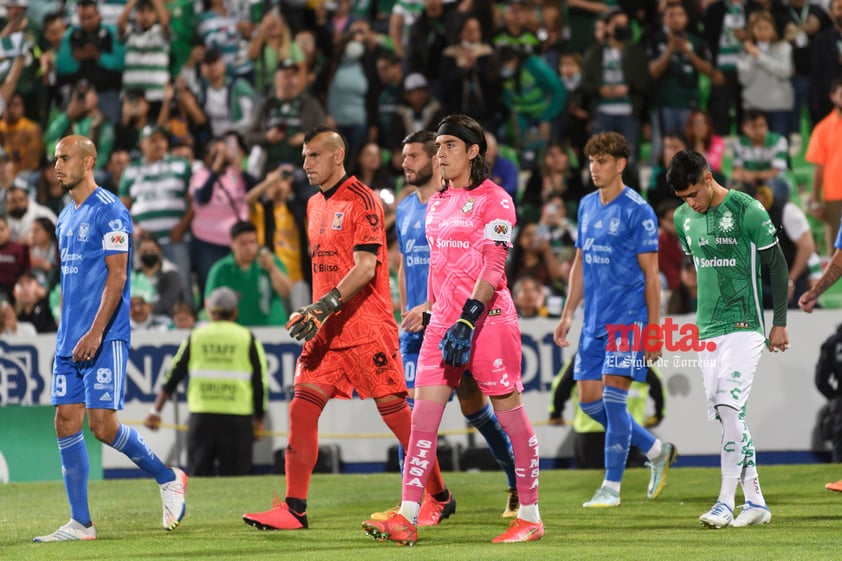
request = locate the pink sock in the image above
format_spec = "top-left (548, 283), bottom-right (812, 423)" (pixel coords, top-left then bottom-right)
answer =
top-left (401, 399), bottom-right (445, 504)
top-left (496, 405), bottom-right (539, 506)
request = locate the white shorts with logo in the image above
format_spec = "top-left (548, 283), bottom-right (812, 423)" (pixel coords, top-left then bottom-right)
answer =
top-left (697, 331), bottom-right (765, 420)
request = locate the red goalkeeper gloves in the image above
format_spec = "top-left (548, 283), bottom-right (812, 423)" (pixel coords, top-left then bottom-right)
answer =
top-left (286, 288), bottom-right (343, 341)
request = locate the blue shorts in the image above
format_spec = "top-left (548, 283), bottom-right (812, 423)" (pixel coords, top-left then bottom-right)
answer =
top-left (51, 340), bottom-right (128, 410)
top-left (574, 327), bottom-right (647, 383)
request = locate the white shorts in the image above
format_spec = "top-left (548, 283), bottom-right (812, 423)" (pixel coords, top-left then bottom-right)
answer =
top-left (697, 331), bottom-right (765, 420)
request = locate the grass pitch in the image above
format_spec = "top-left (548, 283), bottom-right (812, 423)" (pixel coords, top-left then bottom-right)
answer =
top-left (3, 464), bottom-right (842, 561)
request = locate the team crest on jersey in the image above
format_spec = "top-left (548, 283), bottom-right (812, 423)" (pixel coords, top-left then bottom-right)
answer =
top-left (332, 212), bottom-right (344, 230)
top-left (109, 219), bottom-right (124, 231)
top-left (608, 217), bottom-right (620, 235)
top-left (462, 198), bottom-right (475, 214)
top-left (718, 210), bottom-right (734, 233)
top-left (77, 223), bottom-right (89, 242)
top-left (642, 219), bottom-right (656, 235)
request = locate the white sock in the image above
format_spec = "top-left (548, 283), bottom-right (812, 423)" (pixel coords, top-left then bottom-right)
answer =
top-left (517, 503), bottom-right (540, 523)
top-left (602, 480), bottom-right (621, 493)
top-left (645, 439), bottom-right (663, 461)
top-left (717, 405), bottom-right (743, 511)
top-left (398, 501), bottom-right (420, 526)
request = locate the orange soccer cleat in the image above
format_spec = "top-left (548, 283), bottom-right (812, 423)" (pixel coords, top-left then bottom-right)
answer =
top-left (362, 512), bottom-right (418, 546)
top-left (417, 490), bottom-right (456, 526)
top-left (825, 479), bottom-right (842, 493)
top-left (243, 495), bottom-right (308, 530)
top-left (491, 518), bottom-right (545, 543)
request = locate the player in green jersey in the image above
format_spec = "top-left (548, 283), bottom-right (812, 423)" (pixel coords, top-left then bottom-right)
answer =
top-left (667, 149), bottom-right (789, 529)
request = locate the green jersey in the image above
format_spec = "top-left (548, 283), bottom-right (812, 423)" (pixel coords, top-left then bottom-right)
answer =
top-left (674, 189), bottom-right (778, 339)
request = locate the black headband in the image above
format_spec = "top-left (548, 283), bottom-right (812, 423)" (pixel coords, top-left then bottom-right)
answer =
top-left (436, 123), bottom-right (486, 153)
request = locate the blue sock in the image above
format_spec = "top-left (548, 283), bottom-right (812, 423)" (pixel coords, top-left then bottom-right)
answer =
top-left (58, 431), bottom-right (91, 526)
top-left (110, 424), bottom-right (174, 484)
top-left (603, 386), bottom-right (632, 483)
top-left (580, 398), bottom-right (607, 427)
top-left (630, 417), bottom-right (656, 453)
top-left (465, 403), bottom-right (517, 489)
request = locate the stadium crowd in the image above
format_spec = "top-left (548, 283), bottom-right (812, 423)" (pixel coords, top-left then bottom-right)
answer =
top-left (0, 0), bottom-right (840, 335)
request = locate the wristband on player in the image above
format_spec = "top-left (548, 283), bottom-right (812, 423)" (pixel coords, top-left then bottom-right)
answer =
top-left (458, 298), bottom-right (485, 329)
top-left (149, 407), bottom-right (161, 416)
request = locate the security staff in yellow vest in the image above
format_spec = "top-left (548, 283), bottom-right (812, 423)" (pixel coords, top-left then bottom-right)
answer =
top-left (145, 287), bottom-right (269, 476)
top-left (549, 356), bottom-right (666, 469)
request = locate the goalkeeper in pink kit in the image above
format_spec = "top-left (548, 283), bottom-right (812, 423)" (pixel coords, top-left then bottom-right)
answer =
top-left (362, 114), bottom-right (543, 545)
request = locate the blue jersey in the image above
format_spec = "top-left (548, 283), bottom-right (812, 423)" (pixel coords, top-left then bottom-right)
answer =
top-left (56, 188), bottom-right (133, 356)
top-left (395, 192), bottom-right (431, 353)
top-left (576, 186), bottom-right (658, 337)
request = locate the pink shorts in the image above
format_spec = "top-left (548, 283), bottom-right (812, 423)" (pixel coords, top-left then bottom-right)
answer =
top-left (416, 321), bottom-right (523, 396)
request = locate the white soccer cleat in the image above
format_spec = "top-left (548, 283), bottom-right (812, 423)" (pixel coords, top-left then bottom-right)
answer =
top-left (582, 486), bottom-right (621, 508)
top-left (729, 502), bottom-right (771, 527)
top-left (647, 442), bottom-right (678, 499)
top-left (33, 519), bottom-right (97, 542)
top-left (699, 501), bottom-right (733, 529)
top-left (160, 467), bottom-right (188, 531)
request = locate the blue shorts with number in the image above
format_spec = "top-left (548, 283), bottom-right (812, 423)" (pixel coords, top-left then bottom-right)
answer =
top-left (574, 327), bottom-right (648, 383)
top-left (51, 340), bottom-right (128, 410)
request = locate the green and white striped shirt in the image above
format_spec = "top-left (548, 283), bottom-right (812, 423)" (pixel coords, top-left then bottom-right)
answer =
top-left (119, 155), bottom-right (191, 242)
top-left (717, 3), bottom-right (746, 70)
top-left (122, 23), bottom-right (170, 102)
top-left (732, 132), bottom-right (788, 173)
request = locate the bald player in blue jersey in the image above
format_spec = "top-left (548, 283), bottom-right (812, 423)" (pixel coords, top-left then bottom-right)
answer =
top-left (392, 130), bottom-right (518, 521)
top-left (555, 132), bottom-right (677, 508)
top-left (33, 136), bottom-right (187, 543)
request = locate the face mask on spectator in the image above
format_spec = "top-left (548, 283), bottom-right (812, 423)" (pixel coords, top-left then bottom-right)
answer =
top-left (562, 73), bottom-right (581, 91)
top-left (344, 40), bottom-right (364, 60)
top-left (612, 25), bottom-right (630, 41)
top-left (140, 253), bottom-right (160, 267)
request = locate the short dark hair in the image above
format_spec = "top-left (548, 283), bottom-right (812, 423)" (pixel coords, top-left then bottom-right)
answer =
top-left (402, 130), bottom-right (436, 158)
top-left (230, 220), bottom-right (257, 240)
top-left (43, 12), bottom-right (63, 29)
top-left (77, 0), bottom-right (98, 8)
top-left (584, 131), bottom-right (631, 161)
top-left (303, 125), bottom-right (347, 153)
top-left (742, 109), bottom-right (766, 125)
top-left (666, 150), bottom-right (709, 193)
top-left (831, 77), bottom-right (842, 94)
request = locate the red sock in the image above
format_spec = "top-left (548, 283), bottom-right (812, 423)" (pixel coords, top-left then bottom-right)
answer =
top-left (285, 387), bottom-right (328, 501)
top-left (378, 398), bottom-right (446, 496)
top-left (397, 399), bottom-right (445, 504)
top-left (496, 405), bottom-right (539, 506)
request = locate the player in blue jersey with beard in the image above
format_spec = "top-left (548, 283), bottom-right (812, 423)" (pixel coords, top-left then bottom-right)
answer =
top-left (370, 130), bottom-right (519, 523)
top-left (33, 136), bottom-right (187, 543)
top-left (555, 132), bottom-right (677, 508)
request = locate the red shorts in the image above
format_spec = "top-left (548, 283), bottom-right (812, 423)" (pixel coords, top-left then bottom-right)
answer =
top-left (295, 340), bottom-right (407, 400)
top-left (416, 321), bottom-right (523, 396)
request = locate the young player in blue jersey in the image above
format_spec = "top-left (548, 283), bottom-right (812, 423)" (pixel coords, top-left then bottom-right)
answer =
top-left (372, 130), bottom-right (519, 523)
top-left (33, 136), bottom-right (187, 543)
top-left (554, 132), bottom-right (677, 508)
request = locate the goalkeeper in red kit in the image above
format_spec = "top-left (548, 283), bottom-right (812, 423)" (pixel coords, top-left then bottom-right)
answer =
top-left (242, 127), bottom-right (451, 530)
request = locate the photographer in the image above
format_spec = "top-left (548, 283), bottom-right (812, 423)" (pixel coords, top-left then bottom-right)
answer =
top-left (189, 134), bottom-right (257, 299)
top-left (645, 1), bottom-right (719, 160)
top-left (56, 0), bottom-right (126, 123)
top-left (246, 59), bottom-right (326, 175)
top-left (115, 88), bottom-right (154, 153)
top-left (43, 79), bottom-right (114, 169)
